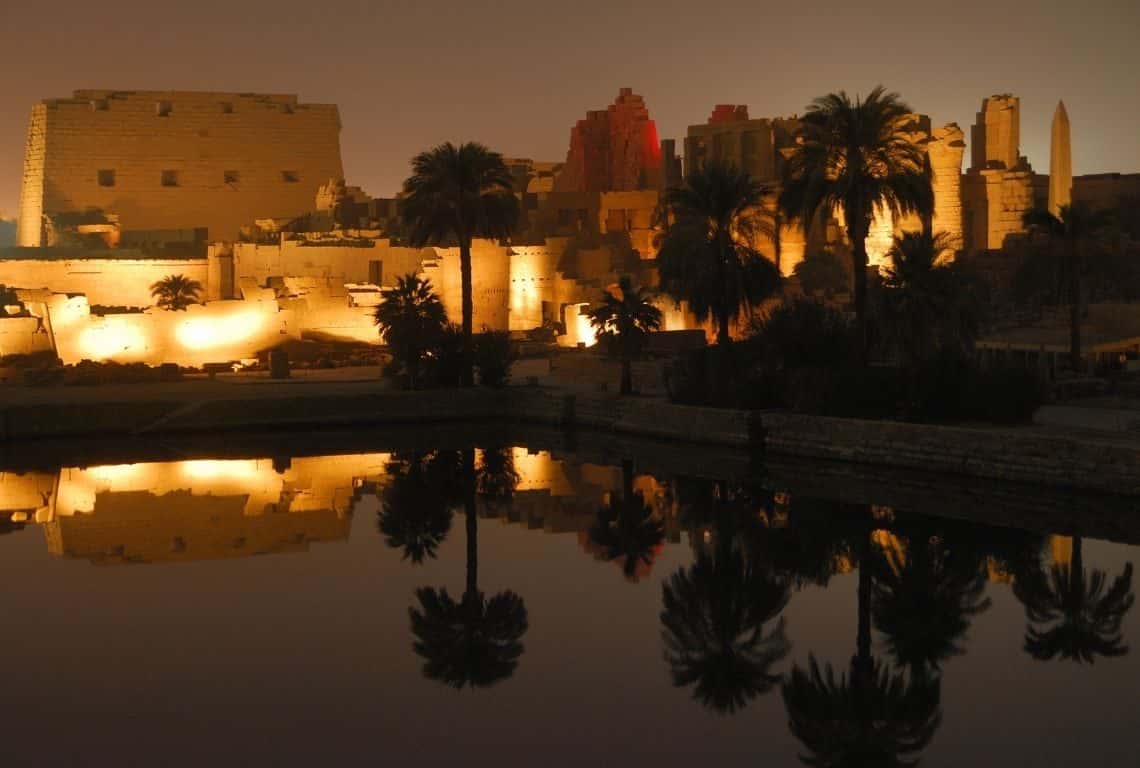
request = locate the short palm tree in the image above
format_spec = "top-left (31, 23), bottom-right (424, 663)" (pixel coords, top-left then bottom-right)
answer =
top-left (373, 273), bottom-right (447, 389)
top-left (661, 501), bottom-right (790, 714)
top-left (780, 87), bottom-right (933, 359)
top-left (409, 447), bottom-right (528, 689)
top-left (150, 274), bottom-right (203, 311)
top-left (585, 460), bottom-right (665, 582)
top-left (587, 276), bottom-right (663, 395)
top-left (399, 142), bottom-right (519, 386)
top-left (656, 161), bottom-right (782, 346)
top-left (882, 231), bottom-right (986, 367)
top-left (1012, 535), bottom-right (1134, 663)
top-left (1022, 203), bottom-right (1115, 370)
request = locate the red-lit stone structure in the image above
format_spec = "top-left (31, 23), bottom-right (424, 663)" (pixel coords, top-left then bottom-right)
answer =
top-left (554, 88), bottom-right (662, 194)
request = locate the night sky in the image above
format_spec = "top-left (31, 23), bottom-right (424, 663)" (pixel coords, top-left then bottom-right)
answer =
top-left (2, 0), bottom-right (1138, 217)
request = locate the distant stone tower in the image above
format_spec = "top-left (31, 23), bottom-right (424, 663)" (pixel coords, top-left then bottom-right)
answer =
top-left (1049, 101), bottom-right (1073, 217)
top-left (928, 124), bottom-right (966, 250)
top-left (553, 88), bottom-right (662, 193)
top-left (962, 94), bottom-right (1037, 251)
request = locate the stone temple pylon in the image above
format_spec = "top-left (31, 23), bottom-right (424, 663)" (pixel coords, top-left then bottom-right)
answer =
top-left (1049, 101), bottom-right (1072, 217)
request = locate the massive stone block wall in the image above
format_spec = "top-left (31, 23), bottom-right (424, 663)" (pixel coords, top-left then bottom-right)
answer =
top-left (554, 88), bottom-right (661, 194)
top-left (970, 95), bottom-right (1020, 171)
top-left (928, 124), bottom-right (966, 249)
top-left (16, 90), bottom-right (343, 246)
top-left (0, 253), bottom-right (209, 307)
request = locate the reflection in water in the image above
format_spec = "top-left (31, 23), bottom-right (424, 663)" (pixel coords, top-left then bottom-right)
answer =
top-left (1013, 534), bottom-right (1135, 664)
top-left (409, 447), bottom-right (530, 689)
top-left (1, 445), bottom-right (1137, 763)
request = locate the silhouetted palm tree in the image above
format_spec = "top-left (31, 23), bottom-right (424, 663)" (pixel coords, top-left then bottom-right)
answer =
top-left (1013, 535), bottom-right (1134, 663)
top-left (150, 274), bottom-right (203, 311)
top-left (661, 498), bottom-right (790, 714)
top-left (587, 276), bottom-right (663, 394)
top-left (780, 87), bottom-right (933, 358)
top-left (586, 460), bottom-right (665, 582)
top-left (1022, 203), bottom-right (1115, 370)
top-left (378, 451), bottom-right (460, 564)
top-left (409, 447), bottom-right (528, 689)
top-left (399, 143), bottom-right (519, 386)
top-left (881, 231), bottom-right (986, 367)
top-left (373, 273), bottom-right (448, 389)
top-left (656, 161), bottom-right (782, 346)
top-left (781, 508), bottom-right (942, 766)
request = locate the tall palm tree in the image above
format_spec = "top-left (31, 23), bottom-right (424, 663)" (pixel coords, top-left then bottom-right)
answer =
top-left (781, 508), bottom-right (943, 766)
top-left (585, 459), bottom-right (665, 582)
top-left (780, 87), bottom-right (933, 358)
top-left (661, 498), bottom-right (790, 714)
top-left (587, 276), bottom-right (663, 395)
top-left (378, 451), bottom-right (460, 564)
top-left (409, 447), bottom-right (529, 689)
top-left (399, 142), bottom-right (519, 386)
top-left (656, 161), bottom-right (782, 346)
top-left (1022, 203), bottom-right (1115, 370)
top-left (373, 273), bottom-right (448, 389)
top-left (881, 231), bottom-right (986, 367)
top-left (1012, 535), bottom-right (1134, 663)
top-left (150, 274), bottom-right (203, 311)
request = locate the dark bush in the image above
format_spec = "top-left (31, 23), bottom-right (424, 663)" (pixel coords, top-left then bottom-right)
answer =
top-left (474, 328), bottom-right (516, 388)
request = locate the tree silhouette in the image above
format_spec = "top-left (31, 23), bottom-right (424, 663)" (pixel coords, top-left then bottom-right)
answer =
top-left (585, 459), bottom-right (665, 582)
top-left (150, 274), bottom-right (203, 311)
top-left (656, 161), bottom-right (781, 346)
top-left (373, 273), bottom-right (448, 389)
top-left (1013, 535), bottom-right (1134, 663)
top-left (661, 493), bottom-right (790, 714)
top-left (409, 447), bottom-right (529, 689)
top-left (1021, 203), bottom-right (1115, 370)
top-left (780, 87), bottom-right (933, 358)
top-left (399, 143), bottom-right (519, 386)
top-left (586, 276), bottom-right (663, 395)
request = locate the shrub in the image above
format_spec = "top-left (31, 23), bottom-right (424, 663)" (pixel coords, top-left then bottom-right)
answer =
top-left (474, 328), bottom-right (516, 388)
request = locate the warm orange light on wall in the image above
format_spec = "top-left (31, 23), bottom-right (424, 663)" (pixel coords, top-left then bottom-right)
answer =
top-left (175, 311), bottom-right (265, 350)
top-left (77, 324), bottom-right (147, 359)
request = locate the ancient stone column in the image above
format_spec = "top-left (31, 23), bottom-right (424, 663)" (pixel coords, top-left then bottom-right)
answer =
top-left (928, 124), bottom-right (966, 250)
top-left (1049, 101), bottom-right (1073, 217)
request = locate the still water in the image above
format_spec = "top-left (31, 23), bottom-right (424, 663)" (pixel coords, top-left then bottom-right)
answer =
top-left (0, 434), bottom-right (1137, 766)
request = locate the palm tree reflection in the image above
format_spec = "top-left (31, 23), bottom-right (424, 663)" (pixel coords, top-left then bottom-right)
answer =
top-left (586, 460), bottom-right (665, 582)
top-left (409, 446), bottom-right (529, 689)
top-left (378, 451), bottom-right (460, 564)
top-left (1013, 534), bottom-right (1134, 663)
top-left (660, 480), bottom-right (790, 714)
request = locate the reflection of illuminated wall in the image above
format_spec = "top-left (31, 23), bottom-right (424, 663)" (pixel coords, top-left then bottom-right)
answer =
top-left (1, 453), bottom-right (391, 565)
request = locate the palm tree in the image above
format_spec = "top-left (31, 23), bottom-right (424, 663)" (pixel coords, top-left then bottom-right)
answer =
top-left (409, 447), bottom-right (529, 689)
top-left (1022, 203), bottom-right (1115, 370)
top-left (585, 459), bottom-right (665, 582)
top-left (378, 452), bottom-right (460, 564)
top-left (656, 161), bottom-right (782, 346)
top-left (399, 142), bottom-right (520, 386)
top-left (781, 507), bottom-right (943, 765)
top-left (586, 276), bottom-right (663, 395)
top-left (881, 231), bottom-right (986, 367)
top-left (1013, 535), bottom-right (1134, 663)
top-left (780, 87), bottom-right (933, 358)
top-left (373, 273), bottom-right (447, 389)
top-left (660, 498), bottom-right (790, 714)
top-left (150, 274), bottom-right (203, 311)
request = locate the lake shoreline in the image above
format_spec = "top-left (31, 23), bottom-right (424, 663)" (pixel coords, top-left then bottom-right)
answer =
top-left (2, 380), bottom-right (1138, 496)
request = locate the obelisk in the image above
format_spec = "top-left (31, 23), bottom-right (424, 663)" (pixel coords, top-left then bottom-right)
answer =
top-left (1049, 101), bottom-right (1072, 216)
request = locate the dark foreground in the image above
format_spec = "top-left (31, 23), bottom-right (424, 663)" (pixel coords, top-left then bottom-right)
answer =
top-left (0, 430), bottom-right (1136, 766)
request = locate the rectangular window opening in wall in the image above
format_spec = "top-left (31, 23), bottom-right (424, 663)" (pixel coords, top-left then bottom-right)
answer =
top-left (156, 100), bottom-right (173, 117)
top-left (223, 170), bottom-right (240, 185)
top-left (161, 170), bottom-right (180, 187)
top-left (220, 101), bottom-right (234, 114)
top-left (91, 99), bottom-right (109, 111)
top-left (281, 171), bottom-right (300, 183)
top-left (97, 170), bottom-right (116, 187)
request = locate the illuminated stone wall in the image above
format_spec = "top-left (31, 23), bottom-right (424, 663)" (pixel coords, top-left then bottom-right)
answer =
top-left (928, 124), bottom-right (966, 250)
top-left (554, 88), bottom-right (662, 194)
top-left (0, 316), bottom-right (53, 357)
top-left (0, 253), bottom-right (209, 307)
top-left (16, 90), bottom-right (343, 246)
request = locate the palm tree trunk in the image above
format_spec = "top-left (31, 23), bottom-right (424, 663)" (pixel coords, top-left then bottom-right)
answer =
top-left (621, 358), bottom-right (633, 395)
top-left (464, 446), bottom-right (478, 598)
top-left (1068, 242), bottom-right (1082, 373)
top-left (460, 240), bottom-right (475, 387)
top-left (621, 459), bottom-right (634, 502)
top-left (851, 234), bottom-right (869, 364)
top-left (716, 234), bottom-right (731, 347)
top-left (1070, 534), bottom-right (1084, 601)
top-left (856, 524), bottom-right (873, 678)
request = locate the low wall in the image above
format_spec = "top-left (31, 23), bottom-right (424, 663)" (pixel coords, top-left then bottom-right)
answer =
top-left (0, 316), bottom-right (52, 357)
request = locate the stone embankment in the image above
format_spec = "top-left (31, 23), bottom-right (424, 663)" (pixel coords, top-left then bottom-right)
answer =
top-left (2, 383), bottom-right (1138, 495)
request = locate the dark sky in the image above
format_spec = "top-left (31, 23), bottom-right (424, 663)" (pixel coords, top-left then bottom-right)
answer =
top-left (2, 0), bottom-right (1138, 217)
